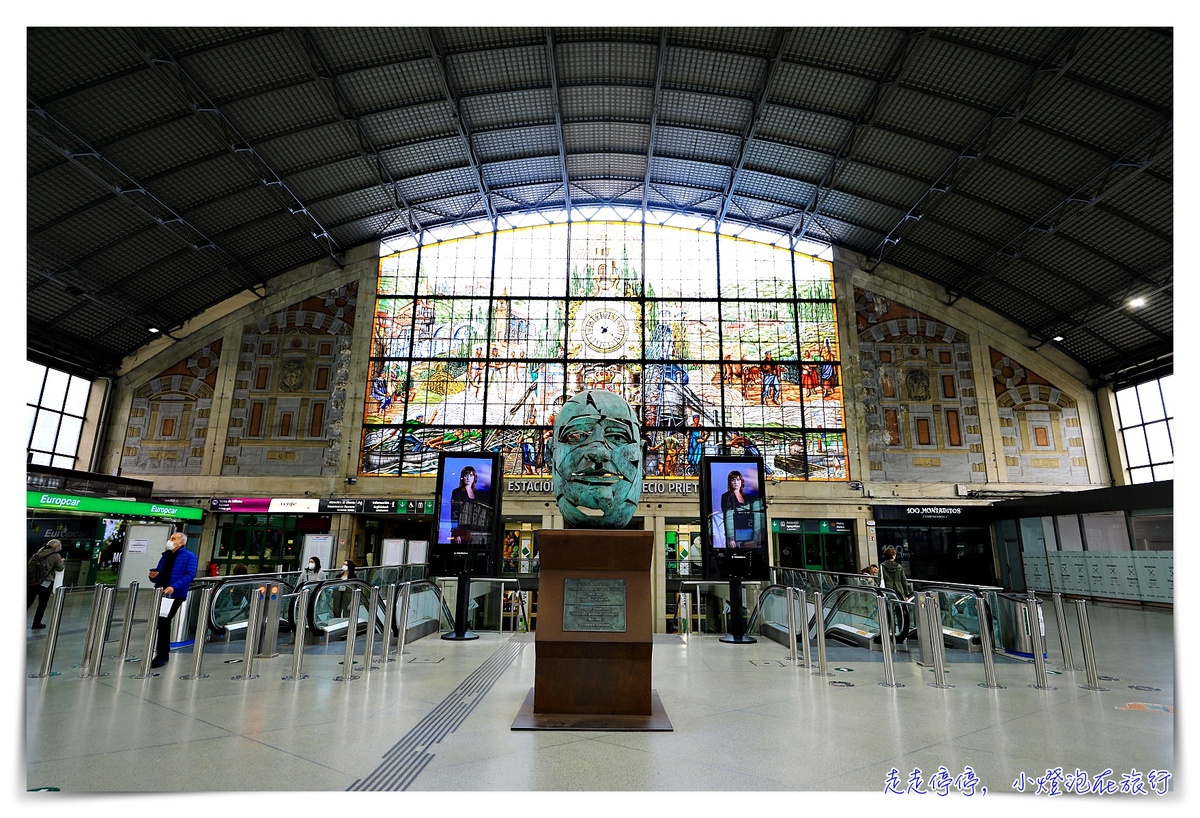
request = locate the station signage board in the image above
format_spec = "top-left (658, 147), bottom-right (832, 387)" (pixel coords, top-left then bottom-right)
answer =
top-left (27, 491), bottom-right (204, 520)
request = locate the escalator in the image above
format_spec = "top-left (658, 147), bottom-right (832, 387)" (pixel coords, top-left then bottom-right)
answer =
top-left (752, 580), bottom-right (999, 657)
top-left (749, 581), bottom-right (912, 652)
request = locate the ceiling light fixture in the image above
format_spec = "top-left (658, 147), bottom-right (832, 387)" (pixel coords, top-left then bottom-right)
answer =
top-left (1129, 297), bottom-right (1146, 309)
top-left (1053, 335), bottom-right (1064, 342)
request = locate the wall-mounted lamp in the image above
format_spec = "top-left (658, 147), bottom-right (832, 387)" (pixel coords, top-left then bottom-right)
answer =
top-left (344, 477), bottom-right (357, 485)
top-left (848, 481), bottom-right (863, 491)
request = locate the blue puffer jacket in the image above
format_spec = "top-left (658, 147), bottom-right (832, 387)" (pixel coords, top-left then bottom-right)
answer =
top-left (155, 547), bottom-right (199, 599)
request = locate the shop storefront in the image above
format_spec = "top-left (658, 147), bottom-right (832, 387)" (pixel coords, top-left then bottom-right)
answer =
top-left (26, 490), bottom-right (205, 586)
top-left (771, 518), bottom-right (857, 573)
top-left (207, 496), bottom-right (435, 574)
top-left (871, 504), bottom-right (995, 585)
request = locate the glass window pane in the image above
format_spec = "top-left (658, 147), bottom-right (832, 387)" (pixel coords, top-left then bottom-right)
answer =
top-left (1159, 374), bottom-right (1173, 418)
top-left (1124, 427), bottom-right (1150, 466)
top-left (1055, 515), bottom-right (1084, 551)
top-left (55, 415), bottom-right (82, 456)
top-left (26, 361), bottom-right (46, 406)
top-left (1137, 381), bottom-right (1165, 422)
top-left (64, 376), bottom-right (91, 415)
top-left (1144, 420), bottom-right (1172, 464)
top-left (30, 411), bottom-right (59, 452)
top-left (41, 367), bottom-right (69, 410)
top-left (1129, 466), bottom-right (1154, 484)
top-left (51, 453), bottom-right (75, 469)
top-left (1153, 462), bottom-right (1173, 482)
top-left (29, 450), bottom-right (51, 467)
top-left (1116, 386), bottom-right (1142, 427)
top-left (1082, 511), bottom-right (1131, 551)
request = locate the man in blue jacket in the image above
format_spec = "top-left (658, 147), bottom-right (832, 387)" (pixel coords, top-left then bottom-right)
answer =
top-left (148, 532), bottom-right (198, 668)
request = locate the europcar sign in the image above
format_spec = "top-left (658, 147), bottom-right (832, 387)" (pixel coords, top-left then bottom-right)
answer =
top-left (26, 491), bottom-right (204, 521)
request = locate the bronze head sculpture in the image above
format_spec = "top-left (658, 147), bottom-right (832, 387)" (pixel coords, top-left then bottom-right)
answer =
top-left (549, 389), bottom-right (644, 528)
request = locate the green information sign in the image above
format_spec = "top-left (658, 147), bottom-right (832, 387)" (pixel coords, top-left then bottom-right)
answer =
top-left (26, 491), bottom-right (204, 520)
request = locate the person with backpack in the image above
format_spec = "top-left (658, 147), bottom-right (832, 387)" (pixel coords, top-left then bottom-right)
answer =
top-left (27, 539), bottom-right (65, 630)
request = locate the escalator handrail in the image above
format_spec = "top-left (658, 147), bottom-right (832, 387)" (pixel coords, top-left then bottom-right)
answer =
top-left (816, 583), bottom-right (912, 640)
top-left (300, 577), bottom-right (449, 638)
top-left (205, 575), bottom-right (299, 634)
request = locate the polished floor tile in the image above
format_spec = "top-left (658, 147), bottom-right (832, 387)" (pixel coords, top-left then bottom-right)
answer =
top-left (23, 590), bottom-right (1175, 803)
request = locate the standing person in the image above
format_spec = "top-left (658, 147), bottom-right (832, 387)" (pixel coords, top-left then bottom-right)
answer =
top-left (148, 532), bottom-right (198, 668)
top-left (332, 559), bottom-right (357, 618)
top-left (299, 556), bottom-right (324, 585)
top-left (27, 539), bottom-right (66, 630)
top-left (880, 547), bottom-right (912, 598)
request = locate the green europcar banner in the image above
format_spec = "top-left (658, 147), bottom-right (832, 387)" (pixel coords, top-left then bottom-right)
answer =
top-left (26, 491), bottom-right (204, 521)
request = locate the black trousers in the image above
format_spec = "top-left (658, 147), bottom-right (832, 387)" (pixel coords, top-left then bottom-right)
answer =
top-left (27, 583), bottom-right (52, 626)
top-left (155, 597), bottom-right (184, 661)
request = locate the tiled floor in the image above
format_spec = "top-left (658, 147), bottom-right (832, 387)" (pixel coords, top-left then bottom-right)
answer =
top-left (23, 589), bottom-right (1175, 803)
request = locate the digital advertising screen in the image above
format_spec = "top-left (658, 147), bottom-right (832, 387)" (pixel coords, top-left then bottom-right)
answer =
top-left (700, 456), bottom-right (769, 581)
top-left (434, 452), bottom-right (501, 552)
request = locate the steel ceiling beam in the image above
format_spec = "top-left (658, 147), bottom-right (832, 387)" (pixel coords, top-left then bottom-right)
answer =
top-left (294, 28), bottom-right (423, 244)
top-left (952, 119), bottom-right (1173, 291)
top-left (423, 28), bottom-right (498, 230)
top-left (123, 28), bottom-right (346, 267)
top-left (641, 29), bottom-right (669, 219)
top-left (544, 29), bottom-right (573, 218)
top-left (715, 28), bottom-right (791, 231)
top-left (789, 28), bottom-right (928, 245)
top-left (867, 28), bottom-right (1100, 269)
top-left (27, 99), bottom-right (266, 300)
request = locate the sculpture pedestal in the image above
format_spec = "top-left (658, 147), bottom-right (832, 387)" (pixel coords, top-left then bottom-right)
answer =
top-left (512, 529), bottom-right (672, 731)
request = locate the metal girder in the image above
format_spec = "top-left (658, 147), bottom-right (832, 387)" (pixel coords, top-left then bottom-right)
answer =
top-left (27, 98), bottom-right (266, 300)
top-left (641, 29), bottom-right (669, 219)
top-left (714, 28), bottom-right (791, 231)
top-left (423, 28), bottom-right (497, 230)
top-left (544, 29), bottom-right (573, 218)
top-left (789, 28), bottom-right (928, 245)
top-left (868, 28), bottom-right (1099, 269)
top-left (123, 28), bottom-right (346, 267)
top-left (294, 28), bottom-right (423, 244)
top-left (28, 244), bottom-right (176, 336)
top-left (953, 119), bottom-right (1173, 290)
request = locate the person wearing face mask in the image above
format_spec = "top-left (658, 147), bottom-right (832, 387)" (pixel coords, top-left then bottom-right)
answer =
top-left (331, 559), bottom-right (357, 618)
top-left (299, 556), bottom-right (324, 585)
top-left (147, 532), bottom-right (198, 668)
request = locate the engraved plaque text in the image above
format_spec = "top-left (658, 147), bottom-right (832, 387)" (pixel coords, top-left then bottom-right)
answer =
top-left (562, 578), bottom-right (627, 632)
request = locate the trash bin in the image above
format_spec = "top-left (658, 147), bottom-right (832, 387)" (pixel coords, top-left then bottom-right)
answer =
top-left (995, 592), bottom-right (1045, 658)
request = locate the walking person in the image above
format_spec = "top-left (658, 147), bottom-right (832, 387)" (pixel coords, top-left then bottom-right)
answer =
top-left (880, 547), bottom-right (912, 599)
top-left (27, 539), bottom-right (66, 630)
top-left (148, 532), bottom-right (198, 668)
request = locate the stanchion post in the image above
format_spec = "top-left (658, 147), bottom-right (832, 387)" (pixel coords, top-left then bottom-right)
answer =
top-left (785, 586), bottom-right (798, 664)
top-left (86, 586), bottom-right (116, 678)
top-left (1052, 592), bottom-right (1077, 671)
top-left (811, 591), bottom-right (832, 677)
top-left (975, 592), bottom-right (1004, 689)
top-left (335, 588), bottom-right (362, 681)
top-left (232, 587), bottom-right (264, 681)
top-left (180, 587), bottom-right (213, 680)
top-left (797, 589), bottom-right (811, 669)
top-left (113, 581), bottom-right (140, 661)
top-left (78, 585), bottom-right (105, 677)
top-left (378, 583), bottom-right (397, 664)
top-left (1074, 598), bottom-right (1109, 691)
top-left (132, 589), bottom-right (164, 679)
top-left (924, 592), bottom-right (953, 689)
top-left (30, 587), bottom-right (68, 679)
top-left (282, 586), bottom-right (311, 681)
top-left (361, 586), bottom-right (380, 671)
top-left (1025, 594), bottom-right (1055, 690)
top-left (877, 592), bottom-right (904, 688)
top-left (395, 583), bottom-right (412, 660)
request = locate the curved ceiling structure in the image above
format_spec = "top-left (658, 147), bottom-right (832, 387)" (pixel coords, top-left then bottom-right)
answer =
top-left (27, 27), bottom-right (1172, 384)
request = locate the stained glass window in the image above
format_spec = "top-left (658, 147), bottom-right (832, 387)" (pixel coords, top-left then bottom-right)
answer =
top-left (364, 221), bottom-right (845, 480)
